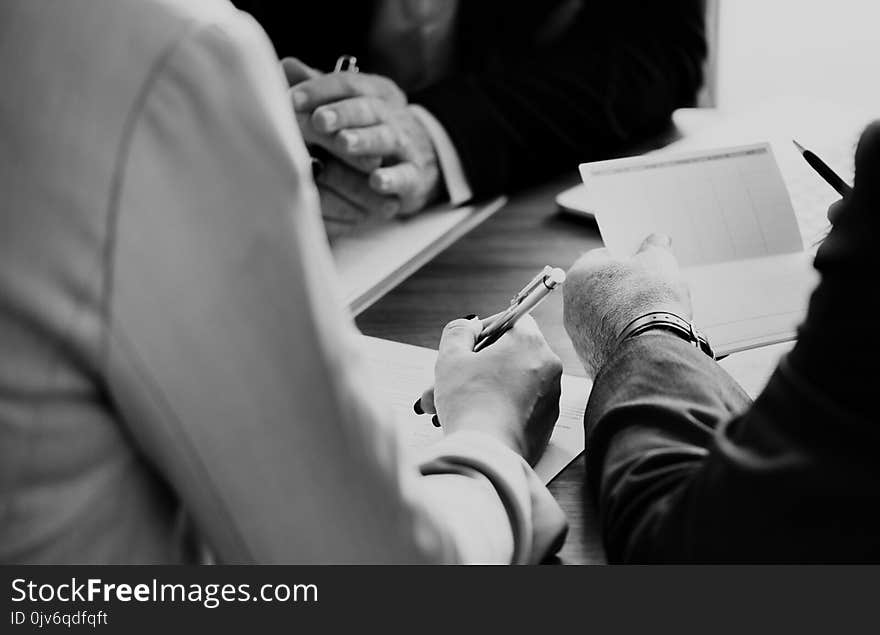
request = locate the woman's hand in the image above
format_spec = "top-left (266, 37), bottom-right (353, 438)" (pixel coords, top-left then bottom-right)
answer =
top-left (429, 316), bottom-right (562, 465)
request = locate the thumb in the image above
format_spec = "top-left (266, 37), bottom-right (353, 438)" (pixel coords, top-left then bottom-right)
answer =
top-left (438, 317), bottom-right (482, 357)
top-left (637, 233), bottom-right (673, 253)
top-left (281, 57), bottom-right (321, 86)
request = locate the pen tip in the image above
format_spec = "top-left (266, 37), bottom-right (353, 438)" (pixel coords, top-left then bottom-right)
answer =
top-left (792, 139), bottom-right (806, 154)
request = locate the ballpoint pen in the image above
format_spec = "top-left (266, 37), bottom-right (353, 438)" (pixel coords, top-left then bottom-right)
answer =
top-left (414, 266), bottom-right (567, 425)
top-left (334, 55), bottom-right (359, 73)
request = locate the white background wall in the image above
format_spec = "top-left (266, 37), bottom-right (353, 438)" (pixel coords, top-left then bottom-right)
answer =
top-left (717, 0), bottom-right (880, 112)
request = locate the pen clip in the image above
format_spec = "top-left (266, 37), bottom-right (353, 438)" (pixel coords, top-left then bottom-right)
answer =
top-left (510, 266), bottom-right (552, 307)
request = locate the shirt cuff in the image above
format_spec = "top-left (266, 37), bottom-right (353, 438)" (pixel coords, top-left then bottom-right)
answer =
top-left (417, 430), bottom-right (567, 564)
top-left (409, 104), bottom-right (473, 206)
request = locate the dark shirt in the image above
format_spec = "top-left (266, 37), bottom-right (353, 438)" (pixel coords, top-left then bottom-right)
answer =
top-left (233, 0), bottom-right (706, 200)
top-left (584, 122), bottom-right (880, 562)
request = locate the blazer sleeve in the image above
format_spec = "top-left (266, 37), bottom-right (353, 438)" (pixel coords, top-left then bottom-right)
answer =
top-left (583, 123), bottom-right (880, 563)
top-left (103, 11), bottom-right (565, 564)
top-left (411, 0), bottom-right (707, 199)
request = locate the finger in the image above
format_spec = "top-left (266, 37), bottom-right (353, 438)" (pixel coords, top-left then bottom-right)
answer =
top-left (281, 57), bottom-right (321, 86)
top-left (635, 233), bottom-right (680, 272)
top-left (638, 233), bottom-right (673, 252)
top-left (337, 125), bottom-right (399, 157)
top-left (291, 73), bottom-right (399, 113)
top-left (418, 387), bottom-right (436, 416)
top-left (489, 315), bottom-right (542, 351)
top-left (318, 161), bottom-right (400, 220)
top-left (306, 129), bottom-right (383, 172)
top-left (438, 317), bottom-right (482, 357)
top-left (827, 199), bottom-right (846, 224)
top-left (370, 163), bottom-right (421, 198)
top-left (312, 97), bottom-right (389, 134)
top-left (319, 185), bottom-right (367, 223)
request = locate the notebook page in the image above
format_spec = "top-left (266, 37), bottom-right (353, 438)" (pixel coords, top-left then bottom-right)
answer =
top-left (685, 252), bottom-right (818, 354)
top-left (581, 144), bottom-right (803, 266)
top-left (360, 336), bottom-right (589, 484)
top-left (665, 99), bottom-right (870, 247)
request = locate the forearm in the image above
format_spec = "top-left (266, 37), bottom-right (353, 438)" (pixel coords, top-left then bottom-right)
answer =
top-left (588, 193), bottom-right (880, 562)
top-left (584, 332), bottom-right (751, 561)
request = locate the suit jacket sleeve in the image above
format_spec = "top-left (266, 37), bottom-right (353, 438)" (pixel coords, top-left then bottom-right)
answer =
top-left (583, 123), bottom-right (880, 563)
top-left (411, 0), bottom-right (707, 199)
top-left (104, 11), bottom-right (565, 563)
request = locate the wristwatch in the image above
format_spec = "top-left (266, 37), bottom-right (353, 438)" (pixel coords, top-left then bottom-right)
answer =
top-left (617, 311), bottom-right (715, 360)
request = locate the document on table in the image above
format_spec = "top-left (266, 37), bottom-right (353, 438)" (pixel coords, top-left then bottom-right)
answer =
top-left (361, 336), bottom-right (589, 484)
top-left (332, 197), bottom-right (506, 316)
top-left (580, 143), bottom-right (819, 355)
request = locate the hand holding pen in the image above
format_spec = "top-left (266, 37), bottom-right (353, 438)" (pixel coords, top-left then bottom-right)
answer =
top-left (426, 314), bottom-right (564, 465)
top-left (415, 266), bottom-right (566, 428)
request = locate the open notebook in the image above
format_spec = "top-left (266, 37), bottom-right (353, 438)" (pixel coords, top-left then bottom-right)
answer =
top-left (361, 336), bottom-right (589, 484)
top-left (580, 143), bottom-right (819, 355)
top-left (332, 197), bottom-right (506, 315)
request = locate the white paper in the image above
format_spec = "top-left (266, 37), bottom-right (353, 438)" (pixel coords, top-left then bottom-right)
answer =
top-left (582, 144), bottom-right (804, 266)
top-left (684, 252), bottom-right (817, 354)
top-left (332, 198), bottom-right (506, 315)
top-left (665, 99), bottom-right (871, 247)
top-left (360, 336), bottom-right (589, 484)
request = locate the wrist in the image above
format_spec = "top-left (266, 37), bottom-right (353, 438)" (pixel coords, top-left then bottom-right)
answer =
top-left (441, 407), bottom-right (523, 457)
top-left (616, 311), bottom-right (714, 359)
top-left (590, 302), bottom-right (693, 372)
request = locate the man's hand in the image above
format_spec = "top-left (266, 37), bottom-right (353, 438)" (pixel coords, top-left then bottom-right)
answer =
top-left (282, 57), bottom-right (442, 220)
top-left (563, 234), bottom-right (692, 379)
top-left (431, 316), bottom-right (562, 466)
top-left (316, 159), bottom-right (401, 239)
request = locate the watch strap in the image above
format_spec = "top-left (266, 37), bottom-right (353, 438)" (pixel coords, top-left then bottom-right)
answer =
top-left (617, 311), bottom-right (715, 359)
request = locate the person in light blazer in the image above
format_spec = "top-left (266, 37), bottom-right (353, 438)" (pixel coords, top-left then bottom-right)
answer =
top-left (0, 0), bottom-right (566, 564)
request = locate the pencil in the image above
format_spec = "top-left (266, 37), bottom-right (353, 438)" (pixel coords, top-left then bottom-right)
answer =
top-left (792, 139), bottom-right (852, 197)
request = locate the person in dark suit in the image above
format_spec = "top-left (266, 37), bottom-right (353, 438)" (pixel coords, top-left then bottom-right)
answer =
top-left (561, 122), bottom-right (880, 562)
top-left (233, 0), bottom-right (706, 236)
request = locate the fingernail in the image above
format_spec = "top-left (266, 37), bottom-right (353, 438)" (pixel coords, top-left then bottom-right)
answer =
top-left (292, 90), bottom-right (307, 110)
top-left (460, 313), bottom-right (477, 320)
top-left (431, 415), bottom-right (441, 428)
top-left (413, 399), bottom-right (424, 415)
top-left (316, 109), bottom-right (337, 131)
top-left (340, 131), bottom-right (359, 151)
top-left (375, 174), bottom-right (391, 192)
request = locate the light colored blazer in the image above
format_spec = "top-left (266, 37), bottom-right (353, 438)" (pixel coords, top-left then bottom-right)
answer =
top-left (0, 0), bottom-right (565, 563)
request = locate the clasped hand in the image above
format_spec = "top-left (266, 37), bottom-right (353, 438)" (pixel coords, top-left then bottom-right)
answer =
top-left (282, 58), bottom-right (441, 239)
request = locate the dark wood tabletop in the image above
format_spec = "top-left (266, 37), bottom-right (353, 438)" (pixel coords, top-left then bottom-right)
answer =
top-left (357, 175), bottom-right (609, 564)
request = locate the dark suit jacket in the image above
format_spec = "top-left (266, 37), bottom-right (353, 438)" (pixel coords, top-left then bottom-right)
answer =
top-left (232, 0), bottom-right (706, 199)
top-left (584, 123), bottom-right (880, 563)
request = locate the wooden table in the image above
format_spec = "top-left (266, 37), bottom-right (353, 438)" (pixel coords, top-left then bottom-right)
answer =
top-left (357, 175), bottom-right (608, 564)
